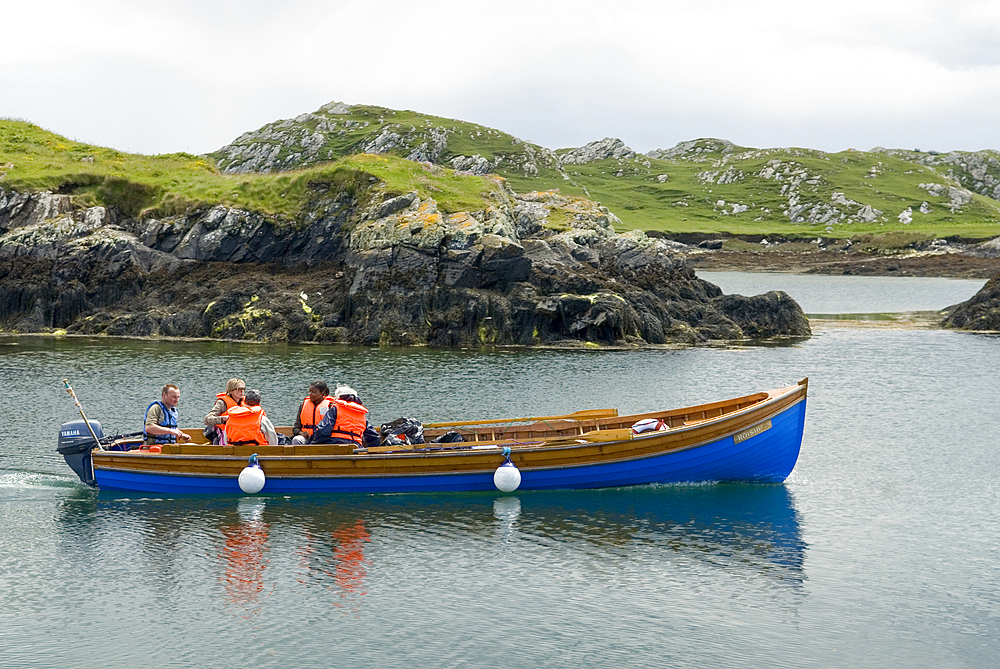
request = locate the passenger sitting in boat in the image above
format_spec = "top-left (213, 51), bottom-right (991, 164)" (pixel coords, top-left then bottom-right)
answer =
top-left (308, 384), bottom-right (379, 448)
top-left (144, 383), bottom-right (192, 445)
top-left (203, 378), bottom-right (246, 444)
top-left (291, 381), bottom-right (334, 445)
top-left (224, 389), bottom-right (279, 446)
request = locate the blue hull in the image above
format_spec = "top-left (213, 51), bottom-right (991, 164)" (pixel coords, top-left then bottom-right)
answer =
top-left (94, 398), bottom-right (806, 494)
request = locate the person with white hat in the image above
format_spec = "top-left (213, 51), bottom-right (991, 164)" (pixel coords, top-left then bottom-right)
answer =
top-left (308, 384), bottom-right (378, 448)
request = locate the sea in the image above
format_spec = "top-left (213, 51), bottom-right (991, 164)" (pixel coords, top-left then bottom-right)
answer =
top-left (1, 272), bottom-right (998, 669)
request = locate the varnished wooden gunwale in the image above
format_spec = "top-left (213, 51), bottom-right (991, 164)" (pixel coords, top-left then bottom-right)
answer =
top-left (92, 379), bottom-right (807, 479)
top-left (419, 391), bottom-right (771, 442)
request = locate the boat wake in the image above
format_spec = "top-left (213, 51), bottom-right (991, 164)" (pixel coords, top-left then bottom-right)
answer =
top-left (0, 470), bottom-right (81, 488)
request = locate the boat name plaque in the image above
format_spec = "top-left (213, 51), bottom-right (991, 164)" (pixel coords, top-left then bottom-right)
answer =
top-left (733, 420), bottom-right (772, 444)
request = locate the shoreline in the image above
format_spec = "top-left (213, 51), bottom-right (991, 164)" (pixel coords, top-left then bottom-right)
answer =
top-left (687, 249), bottom-right (995, 331)
top-left (3, 248), bottom-right (994, 343)
top-left (808, 312), bottom-right (949, 331)
top-left (2, 312), bottom-right (970, 345)
top-left (685, 248), bottom-right (1000, 279)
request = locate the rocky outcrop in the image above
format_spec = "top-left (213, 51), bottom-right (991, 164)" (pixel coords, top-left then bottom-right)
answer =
top-left (712, 291), bottom-right (811, 338)
top-left (874, 148), bottom-right (1000, 202)
top-left (212, 101), bottom-right (565, 181)
top-left (0, 183), bottom-right (811, 346)
top-left (213, 103), bottom-right (653, 185)
top-left (941, 272), bottom-right (1000, 331)
top-left (559, 138), bottom-right (637, 165)
top-left (918, 183), bottom-right (975, 212)
top-left (646, 139), bottom-right (738, 161)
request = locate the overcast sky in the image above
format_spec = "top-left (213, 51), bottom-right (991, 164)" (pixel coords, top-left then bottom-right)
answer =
top-left (5, 0), bottom-right (999, 157)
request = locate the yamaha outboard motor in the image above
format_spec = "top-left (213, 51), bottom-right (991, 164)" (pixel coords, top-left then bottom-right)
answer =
top-left (57, 419), bottom-right (103, 487)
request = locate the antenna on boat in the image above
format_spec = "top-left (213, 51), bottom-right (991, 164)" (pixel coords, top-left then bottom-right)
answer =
top-left (62, 379), bottom-right (103, 450)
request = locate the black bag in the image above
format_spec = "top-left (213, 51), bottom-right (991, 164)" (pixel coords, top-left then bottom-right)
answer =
top-left (431, 431), bottom-right (465, 444)
top-left (203, 425), bottom-right (217, 443)
top-left (379, 417), bottom-right (425, 445)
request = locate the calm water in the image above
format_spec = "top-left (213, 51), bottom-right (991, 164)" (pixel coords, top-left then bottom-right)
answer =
top-left (2, 274), bottom-right (998, 668)
top-left (699, 271), bottom-right (987, 314)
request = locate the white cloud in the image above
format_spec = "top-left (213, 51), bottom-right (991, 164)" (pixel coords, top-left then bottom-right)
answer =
top-left (3, 0), bottom-right (998, 155)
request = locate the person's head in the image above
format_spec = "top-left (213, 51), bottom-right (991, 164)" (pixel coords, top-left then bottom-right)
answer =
top-left (161, 383), bottom-right (180, 408)
top-left (244, 389), bottom-right (262, 407)
top-left (226, 378), bottom-right (246, 402)
top-left (334, 384), bottom-right (360, 404)
top-left (308, 381), bottom-right (329, 404)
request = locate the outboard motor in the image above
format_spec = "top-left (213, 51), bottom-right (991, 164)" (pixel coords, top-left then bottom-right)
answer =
top-left (57, 419), bottom-right (103, 487)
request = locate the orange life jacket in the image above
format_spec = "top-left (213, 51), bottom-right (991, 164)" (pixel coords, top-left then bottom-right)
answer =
top-left (217, 392), bottom-right (242, 411)
top-left (298, 395), bottom-right (334, 438)
top-left (329, 399), bottom-right (368, 445)
top-left (225, 405), bottom-right (269, 446)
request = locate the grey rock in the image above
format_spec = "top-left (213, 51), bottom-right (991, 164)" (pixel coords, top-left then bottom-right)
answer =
top-left (360, 129), bottom-right (402, 155)
top-left (320, 101), bottom-right (352, 115)
top-left (646, 139), bottom-right (736, 161)
top-left (560, 138), bottom-right (636, 165)
top-left (712, 291), bottom-right (812, 339)
top-left (374, 192), bottom-right (419, 219)
top-left (450, 154), bottom-right (495, 175)
top-left (972, 237), bottom-right (1000, 258)
top-left (943, 272), bottom-right (1000, 330)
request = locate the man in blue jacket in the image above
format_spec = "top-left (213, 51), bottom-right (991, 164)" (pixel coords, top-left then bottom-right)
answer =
top-left (144, 383), bottom-right (192, 445)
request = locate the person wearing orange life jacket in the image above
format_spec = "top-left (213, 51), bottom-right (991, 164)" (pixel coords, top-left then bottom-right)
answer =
top-left (308, 384), bottom-right (379, 448)
top-left (223, 389), bottom-right (278, 446)
top-left (204, 378), bottom-right (246, 444)
top-left (291, 381), bottom-right (334, 445)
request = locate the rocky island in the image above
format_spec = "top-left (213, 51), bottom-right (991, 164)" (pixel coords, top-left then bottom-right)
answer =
top-left (4, 99), bottom-right (1000, 344)
top-left (0, 178), bottom-right (810, 346)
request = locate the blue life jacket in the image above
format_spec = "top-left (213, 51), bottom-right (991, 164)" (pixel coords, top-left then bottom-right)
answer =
top-left (144, 400), bottom-right (178, 444)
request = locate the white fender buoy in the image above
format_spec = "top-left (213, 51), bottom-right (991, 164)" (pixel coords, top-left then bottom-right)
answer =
top-left (239, 454), bottom-right (265, 494)
top-left (494, 449), bottom-right (521, 492)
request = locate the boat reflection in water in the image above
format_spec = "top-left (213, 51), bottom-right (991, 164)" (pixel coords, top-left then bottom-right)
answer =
top-left (483, 484), bottom-right (806, 581)
top-left (296, 516), bottom-right (371, 614)
top-left (220, 498), bottom-right (272, 609)
top-left (55, 483), bottom-right (805, 615)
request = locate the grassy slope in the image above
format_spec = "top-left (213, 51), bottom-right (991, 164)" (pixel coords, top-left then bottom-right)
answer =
top-left (4, 112), bottom-right (1000, 240)
top-left (209, 103), bottom-right (1000, 240)
top-left (555, 147), bottom-right (1000, 238)
top-left (212, 103), bottom-right (570, 187)
top-left (0, 119), bottom-right (501, 221)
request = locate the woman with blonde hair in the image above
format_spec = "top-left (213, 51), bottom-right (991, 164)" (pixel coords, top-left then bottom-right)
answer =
top-left (203, 378), bottom-right (246, 444)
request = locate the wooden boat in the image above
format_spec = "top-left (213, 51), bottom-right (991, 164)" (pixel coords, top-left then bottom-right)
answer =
top-left (58, 378), bottom-right (808, 494)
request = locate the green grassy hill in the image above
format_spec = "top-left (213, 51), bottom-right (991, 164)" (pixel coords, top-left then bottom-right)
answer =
top-left (0, 119), bottom-right (504, 221)
top-left (3, 101), bottom-right (1000, 241)
top-left (205, 102), bottom-right (1000, 240)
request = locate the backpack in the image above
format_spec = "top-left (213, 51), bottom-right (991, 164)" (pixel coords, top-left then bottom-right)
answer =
top-left (379, 417), bottom-right (425, 445)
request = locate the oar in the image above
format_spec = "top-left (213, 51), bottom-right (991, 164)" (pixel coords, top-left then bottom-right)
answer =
top-left (63, 379), bottom-right (104, 450)
top-left (424, 408), bottom-right (618, 429)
